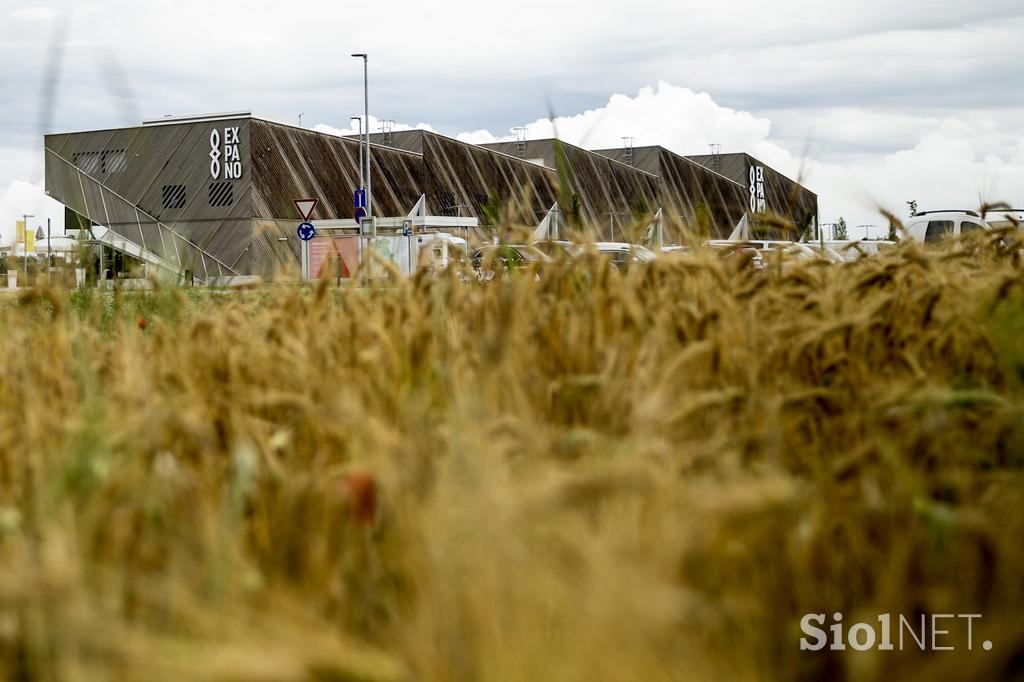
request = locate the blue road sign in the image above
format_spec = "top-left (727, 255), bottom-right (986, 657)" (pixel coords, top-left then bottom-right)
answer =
top-left (297, 222), bottom-right (316, 241)
top-left (354, 207), bottom-right (367, 224)
top-left (354, 189), bottom-right (366, 208)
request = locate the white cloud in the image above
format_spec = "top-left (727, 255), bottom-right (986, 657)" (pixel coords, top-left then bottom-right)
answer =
top-left (11, 7), bottom-right (58, 21)
top-left (0, 180), bottom-right (64, 248)
top-left (6, 82), bottom-right (1024, 244)
top-left (313, 118), bottom-right (437, 139)
top-left (449, 83), bottom-right (1024, 237)
top-left (457, 84), bottom-right (773, 154)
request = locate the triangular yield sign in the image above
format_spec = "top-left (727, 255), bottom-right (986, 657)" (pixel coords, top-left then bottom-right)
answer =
top-left (294, 198), bottom-right (318, 221)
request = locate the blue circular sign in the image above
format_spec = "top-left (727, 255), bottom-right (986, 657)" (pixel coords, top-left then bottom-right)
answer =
top-left (354, 207), bottom-right (367, 224)
top-left (297, 222), bottom-right (316, 241)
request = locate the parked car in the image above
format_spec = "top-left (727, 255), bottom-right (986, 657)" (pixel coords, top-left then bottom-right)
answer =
top-left (982, 208), bottom-right (1024, 231)
top-left (532, 240), bottom-right (576, 259)
top-left (575, 242), bottom-right (657, 272)
top-left (820, 240), bottom-right (897, 262)
top-left (800, 243), bottom-right (848, 264)
top-left (471, 244), bottom-right (550, 279)
top-left (664, 243), bottom-right (765, 270)
top-left (903, 211), bottom-right (991, 244)
top-left (709, 240), bottom-right (840, 265)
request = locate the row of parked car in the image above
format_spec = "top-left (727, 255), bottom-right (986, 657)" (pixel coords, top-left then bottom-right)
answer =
top-left (415, 234), bottom-right (661, 275)
top-left (462, 240), bottom-right (857, 277)
top-left (469, 238), bottom-right (903, 274)
top-left (417, 208), bottom-right (1022, 277)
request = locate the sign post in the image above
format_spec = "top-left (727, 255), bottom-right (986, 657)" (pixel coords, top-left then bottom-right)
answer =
top-left (301, 239), bottom-right (309, 281)
top-left (294, 198), bottom-right (318, 282)
top-left (21, 214), bottom-right (34, 287)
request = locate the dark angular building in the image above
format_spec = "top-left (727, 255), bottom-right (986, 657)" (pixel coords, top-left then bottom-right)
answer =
top-left (682, 151), bottom-right (819, 234)
top-left (44, 113), bottom-right (818, 280)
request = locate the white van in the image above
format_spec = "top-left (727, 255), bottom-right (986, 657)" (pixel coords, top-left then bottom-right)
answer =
top-left (903, 211), bottom-right (990, 244)
top-left (416, 232), bottom-right (468, 270)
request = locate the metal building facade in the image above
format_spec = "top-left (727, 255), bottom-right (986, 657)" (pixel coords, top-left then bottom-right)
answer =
top-left (45, 115), bottom-right (254, 279)
top-left (683, 152), bottom-right (819, 234)
top-left (45, 114), bottom-right (820, 279)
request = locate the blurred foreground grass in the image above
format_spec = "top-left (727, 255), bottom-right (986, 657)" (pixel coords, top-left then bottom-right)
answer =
top-left (1, 238), bottom-right (1023, 681)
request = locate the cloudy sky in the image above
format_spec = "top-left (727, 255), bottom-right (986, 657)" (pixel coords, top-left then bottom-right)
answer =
top-left (2, 0), bottom-right (1023, 242)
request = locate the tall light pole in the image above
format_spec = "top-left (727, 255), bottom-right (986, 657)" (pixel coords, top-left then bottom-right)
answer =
top-left (351, 53), bottom-right (372, 231)
top-left (350, 116), bottom-right (363, 191)
top-left (22, 213), bottom-right (34, 287)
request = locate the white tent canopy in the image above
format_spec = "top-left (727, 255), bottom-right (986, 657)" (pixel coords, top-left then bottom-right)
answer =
top-left (11, 237), bottom-right (81, 256)
top-left (531, 203), bottom-right (561, 242)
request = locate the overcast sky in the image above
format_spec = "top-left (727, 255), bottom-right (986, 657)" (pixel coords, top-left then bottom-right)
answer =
top-left (2, 0), bottom-right (1023, 242)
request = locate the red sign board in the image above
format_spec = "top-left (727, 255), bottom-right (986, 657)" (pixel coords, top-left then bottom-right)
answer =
top-left (309, 236), bottom-right (361, 279)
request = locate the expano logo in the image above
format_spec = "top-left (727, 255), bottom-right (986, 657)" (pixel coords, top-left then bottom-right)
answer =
top-left (209, 127), bottom-right (243, 180)
top-left (748, 165), bottom-right (766, 214)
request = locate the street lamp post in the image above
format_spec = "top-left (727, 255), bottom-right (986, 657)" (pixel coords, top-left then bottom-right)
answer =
top-left (350, 116), bottom-right (363, 191)
top-left (22, 213), bottom-right (34, 287)
top-left (351, 53), bottom-right (372, 236)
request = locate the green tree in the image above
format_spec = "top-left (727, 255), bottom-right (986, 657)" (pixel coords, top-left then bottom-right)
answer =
top-left (482, 193), bottom-right (503, 227)
top-left (569, 193), bottom-right (583, 229)
top-left (887, 218), bottom-right (899, 242)
top-left (834, 217), bottom-right (848, 240)
top-left (906, 200), bottom-right (918, 217)
top-left (631, 196), bottom-right (650, 222)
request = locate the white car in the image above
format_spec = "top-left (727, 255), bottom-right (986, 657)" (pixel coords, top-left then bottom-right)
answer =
top-left (903, 211), bottom-right (990, 244)
top-left (575, 242), bottom-right (657, 271)
top-left (471, 244), bottom-right (550, 272)
top-left (821, 240), bottom-right (897, 262)
top-left (664, 243), bottom-right (766, 270)
top-left (710, 240), bottom-right (841, 263)
top-left (983, 208), bottom-right (1023, 231)
top-left (531, 240), bottom-right (576, 259)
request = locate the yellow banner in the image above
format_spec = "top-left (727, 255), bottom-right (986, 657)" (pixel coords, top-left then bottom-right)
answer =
top-left (16, 220), bottom-right (24, 243)
top-left (25, 226), bottom-right (35, 254)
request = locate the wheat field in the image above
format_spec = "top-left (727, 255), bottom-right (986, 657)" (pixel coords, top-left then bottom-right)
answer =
top-left (1, 233), bottom-right (1023, 681)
